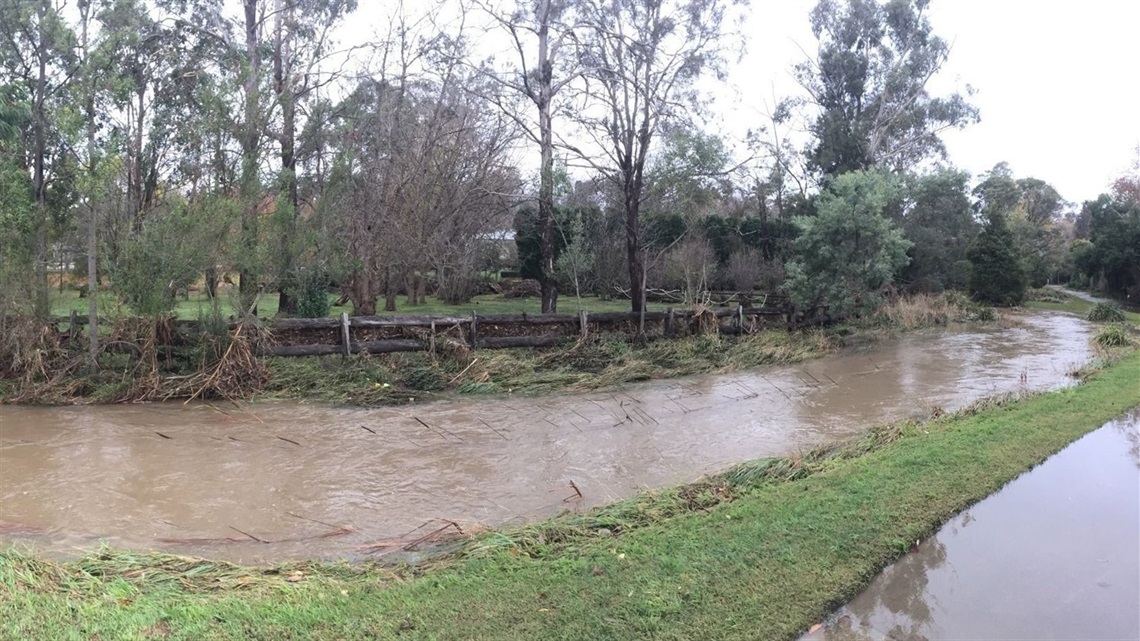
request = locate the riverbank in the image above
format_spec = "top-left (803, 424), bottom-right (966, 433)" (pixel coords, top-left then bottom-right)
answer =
top-left (0, 293), bottom-right (993, 406)
top-left (1028, 286), bottom-right (1140, 324)
top-left (2, 349), bottom-right (1135, 640)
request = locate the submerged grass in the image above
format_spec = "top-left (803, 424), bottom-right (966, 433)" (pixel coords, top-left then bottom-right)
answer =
top-left (873, 291), bottom-right (994, 329)
top-left (6, 292), bottom-right (988, 406)
top-left (4, 351), bottom-right (1137, 641)
top-left (261, 290), bottom-right (984, 406)
top-left (262, 328), bottom-right (842, 405)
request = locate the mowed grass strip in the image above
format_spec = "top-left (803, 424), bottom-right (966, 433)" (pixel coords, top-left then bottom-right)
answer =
top-left (2, 352), bottom-right (1138, 641)
top-left (1025, 292), bottom-right (1140, 324)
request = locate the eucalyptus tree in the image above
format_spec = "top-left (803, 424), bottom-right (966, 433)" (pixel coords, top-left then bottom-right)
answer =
top-left (236, 0), bottom-right (264, 314)
top-left (0, 0), bottom-right (79, 318)
top-left (0, 83), bottom-right (34, 320)
top-left (76, 0), bottom-right (101, 365)
top-left (795, 0), bottom-right (978, 178)
top-left (567, 0), bottom-right (743, 316)
top-left (477, 0), bottom-right (583, 313)
top-left (268, 0), bottom-right (355, 315)
top-left (973, 163), bottom-right (1068, 287)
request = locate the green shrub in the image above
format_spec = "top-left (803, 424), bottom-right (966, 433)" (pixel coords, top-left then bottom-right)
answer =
top-left (1093, 323), bottom-right (1135, 348)
top-left (1087, 303), bottom-right (1126, 323)
top-left (295, 271), bottom-right (332, 318)
top-left (1026, 287), bottom-right (1066, 303)
top-left (967, 213), bottom-right (1026, 306)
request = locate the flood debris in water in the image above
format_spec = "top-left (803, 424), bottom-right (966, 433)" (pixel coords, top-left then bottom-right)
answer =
top-left (0, 314), bottom-right (1097, 563)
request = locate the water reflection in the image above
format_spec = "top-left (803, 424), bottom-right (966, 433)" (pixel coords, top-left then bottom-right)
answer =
top-left (804, 412), bottom-right (1140, 641)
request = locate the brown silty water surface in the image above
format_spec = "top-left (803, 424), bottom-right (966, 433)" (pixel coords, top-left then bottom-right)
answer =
top-left (0, 313), bottom-right (1094, 562)
top-left (801, 408), bottom-right (1140, 641)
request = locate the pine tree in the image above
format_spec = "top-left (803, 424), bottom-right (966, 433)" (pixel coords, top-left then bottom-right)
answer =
top-left (967, 212), bottom-right (1026, 306)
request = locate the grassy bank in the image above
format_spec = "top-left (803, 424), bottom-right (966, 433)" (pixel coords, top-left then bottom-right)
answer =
top-left (259, 292), bottom-right (989, 404)
top-left (259, 293), bottom-right (992, 404)
top-left (262, 328), bottom-right (838, 405)
top-left (4, 293), bottom-right (984, 405)
top-left (3, 351), bottom-right (1136, 640)
top-left (1024, 288), bottom-right (1140, 324)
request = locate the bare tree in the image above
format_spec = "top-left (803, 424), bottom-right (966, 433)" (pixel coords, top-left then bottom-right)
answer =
top-left (77, 0), bottom-right (97, 367)
top-left (565, 0), bottom-right (741, 317)
top-left (476, 0), bottom-right (582, 313)
top-left (326, 6), bottom-right (519, 315)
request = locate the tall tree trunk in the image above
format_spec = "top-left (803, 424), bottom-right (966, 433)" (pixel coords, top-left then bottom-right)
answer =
top-left (81, 3), bottom-right (98, 369)
top-left (239, 0), bottom-right (261, 316)
top-left (536, 1), bottom-right (557, 314)
top-left (273, 0), bottom-right (299, 315)
top-left (384, 265), bottom-right (398, 312)
top-left (624, 162), bottom-right (645, 315)
top-left (626, 207), bottom-right (645, 315)
top-left (350, 269), bottom-right (376, 316)
top-left (31, 0), bottom-right (49, 319)
top-left (130, 86), bottom-right (145, 233)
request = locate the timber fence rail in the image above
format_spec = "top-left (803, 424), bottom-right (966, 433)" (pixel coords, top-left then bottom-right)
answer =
top-left (46, 293), bottom-right (832, 358)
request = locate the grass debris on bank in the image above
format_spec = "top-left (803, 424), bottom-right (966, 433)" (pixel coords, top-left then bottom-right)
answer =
top-left (3, 351), bottom-right (1136, 641)
top-left (3, 292), bottom-right (984, 406)
top-left (263, 327), bottom-right (839, 404)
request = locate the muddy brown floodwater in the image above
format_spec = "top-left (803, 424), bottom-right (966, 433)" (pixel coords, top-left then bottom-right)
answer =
top-left (0, 313), bottom-right (1094, 562)
top-left (801, 408), bottom-right (1140, 641)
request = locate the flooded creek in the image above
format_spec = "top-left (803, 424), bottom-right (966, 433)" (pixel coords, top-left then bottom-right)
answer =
top-left (802, 409), bottom-right (1140, 641)
top-left (0, 313), bottom-right (1095, 562)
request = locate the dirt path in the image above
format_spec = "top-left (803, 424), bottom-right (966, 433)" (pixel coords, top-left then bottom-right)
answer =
top-left (1046, 284), bottom-right (1111, 305)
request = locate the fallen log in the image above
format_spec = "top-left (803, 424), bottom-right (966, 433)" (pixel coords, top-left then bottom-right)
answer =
top-left (263, 339), bottom-right (425, 357)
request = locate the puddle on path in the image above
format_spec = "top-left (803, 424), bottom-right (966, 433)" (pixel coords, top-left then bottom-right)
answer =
top-left (801, 409), bottom-right (1140, 641)
top-left (0, 313), bottom-right (1095, 562)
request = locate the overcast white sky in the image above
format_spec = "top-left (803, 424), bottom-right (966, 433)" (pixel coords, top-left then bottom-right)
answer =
top-left (342, 0), bottom-right (1140, 204)
top-left (725, 0), bottom-right (1140, 203)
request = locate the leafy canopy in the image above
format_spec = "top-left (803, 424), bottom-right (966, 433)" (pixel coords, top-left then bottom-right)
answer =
top-left (796, 0), bottom-right (978, 177)
top-left (786, 170), bottom-right (912, 315)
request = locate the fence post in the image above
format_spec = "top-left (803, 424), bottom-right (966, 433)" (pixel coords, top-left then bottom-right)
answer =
top-left (579, 309), bottom-right (588, 339)
top-left (665, 307), bottom-right (674, 336)
top-left (340, 312), bottom-right (351, 357)
top-left (737, 305), bottom-right (744, 334)
top-left (470, 311), bottom-right (478, 350)
top-left (430, 320), bottom-right (436, 356)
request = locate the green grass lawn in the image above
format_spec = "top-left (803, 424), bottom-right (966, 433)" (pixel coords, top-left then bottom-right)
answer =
top-left (48, 287), bottom-right (664, 321)
top-left (1024, 293), bottom-right (1140, 324)
top-left (3, 351), bottom-right (1137, 640)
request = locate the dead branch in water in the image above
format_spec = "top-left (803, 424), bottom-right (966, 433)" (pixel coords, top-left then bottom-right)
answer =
top-left (354, 519), bottom-right (465, 553)
top-left (564, 480), bottom-right (583, 503)
top-left (159, 524), bottom-right (353, 547)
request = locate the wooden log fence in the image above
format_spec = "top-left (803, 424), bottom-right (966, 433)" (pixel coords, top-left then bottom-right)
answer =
top-left (45, 296), bottom-right (824, 358)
